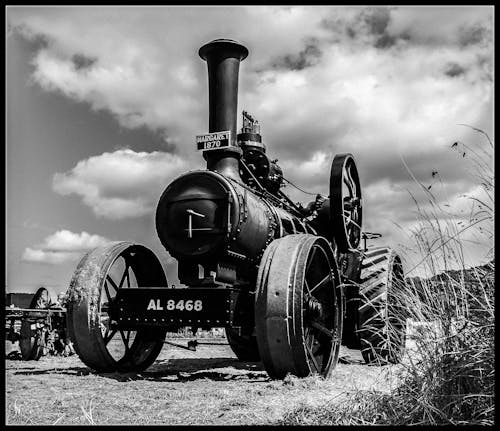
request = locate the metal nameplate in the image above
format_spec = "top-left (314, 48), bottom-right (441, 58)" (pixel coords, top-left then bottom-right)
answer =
top-left (196, 131), bottom-right (231, 151)
top-left (113, 287), bottom-right (235, 328)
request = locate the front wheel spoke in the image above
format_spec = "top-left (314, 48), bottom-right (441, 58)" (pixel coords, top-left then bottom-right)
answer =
top-left (304, 329), bottom-right (313, 351)
top-left (103, 281), bottom-right (113, 303)
top-left (118, 265), bottom-right (129, 288)
top-left (304, 279), bottom-right (312, 296)
top-left (305, 246), bottom-right (317, 274)
top-left (309, 333), bottom-right (316, 351)
top-left (310, 273), bottom-right (331, 294)
top-left (305, 342), bottom-right (321, 372)
top-left (104, 329), bottom-right (117, 345)
top-left (119, 330), bottom-right (130, 352)
top-left (106, 275), bottom-right (119, 292)
top-left (310, 320), bottom-right (337, 341)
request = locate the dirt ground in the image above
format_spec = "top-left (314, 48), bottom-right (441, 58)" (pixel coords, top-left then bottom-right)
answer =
top-left (5, 338), bottom-right (404, 425)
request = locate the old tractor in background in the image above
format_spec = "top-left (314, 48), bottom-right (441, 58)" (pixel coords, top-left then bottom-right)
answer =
top-left (66, 39), bottom-right (406, 379)
top-left (5, 287), bottom-right (69, 360)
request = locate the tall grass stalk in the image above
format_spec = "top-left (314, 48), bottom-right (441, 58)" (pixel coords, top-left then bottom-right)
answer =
top-left (280, 128), bottom-right (494, 425)
top-left (366, 128), bottom-right (493, 424)
top-left (389, 129), bottom-right (494, 425)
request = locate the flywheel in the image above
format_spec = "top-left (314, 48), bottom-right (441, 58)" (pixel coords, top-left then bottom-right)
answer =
top-left (330, 153), bottom-right (362, 252)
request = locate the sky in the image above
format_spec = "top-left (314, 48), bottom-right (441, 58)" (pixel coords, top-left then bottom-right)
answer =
top-left (6, 6), bottom-right (494, 299)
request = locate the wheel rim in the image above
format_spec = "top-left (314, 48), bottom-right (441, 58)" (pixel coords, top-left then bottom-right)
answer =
top-left (99, 249), bottom-right (142, 362)
top-left (301, 241), bottom-right (341, 375)
top-left (67, 242), bottom-right (167, 372)
top-left (330, 154), bottom-right (362, 252)
top-left (256, 234), bottom-right (343, 379)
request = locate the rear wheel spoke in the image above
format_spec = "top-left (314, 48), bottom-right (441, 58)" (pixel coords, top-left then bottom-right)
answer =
top-left (310, 321), bottom-right (337, 341)
top-left (118, 265), bottom-right (129, 288)
top-left (305, 343), bottom-right (321, 373)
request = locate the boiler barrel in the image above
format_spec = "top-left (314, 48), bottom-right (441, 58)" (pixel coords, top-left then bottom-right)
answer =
top-left (156, 170), bottom-right (311, 264)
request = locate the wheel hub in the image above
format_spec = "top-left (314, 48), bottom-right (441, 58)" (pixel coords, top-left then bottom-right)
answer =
top-left (306, 296), bottom-right (324, 320)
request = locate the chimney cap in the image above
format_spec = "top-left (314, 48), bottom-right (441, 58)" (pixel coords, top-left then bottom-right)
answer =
top-left (199, 38), bottom-right (248, 61)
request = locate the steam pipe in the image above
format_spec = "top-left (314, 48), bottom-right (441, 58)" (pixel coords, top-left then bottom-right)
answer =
top-left (199, 39), bottom-right (248, 180)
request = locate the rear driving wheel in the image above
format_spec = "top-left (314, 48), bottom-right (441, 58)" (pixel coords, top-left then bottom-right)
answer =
top-left (256, 234), bottom-right (343, 379)
top-left (67, 242), bottom-right (167, 373)
top-left (358, 247), bottom-right (406, 364)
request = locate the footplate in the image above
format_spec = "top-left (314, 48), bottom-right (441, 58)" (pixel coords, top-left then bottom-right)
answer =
top-left (111, 287), bottom-right (253, 329)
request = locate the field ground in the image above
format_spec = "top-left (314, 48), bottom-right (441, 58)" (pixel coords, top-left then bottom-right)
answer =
top-left (6, 337), bottom-right (406, 425)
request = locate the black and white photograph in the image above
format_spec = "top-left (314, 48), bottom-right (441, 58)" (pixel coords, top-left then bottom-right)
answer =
top-left (5, 5), bottom-right (494, 426)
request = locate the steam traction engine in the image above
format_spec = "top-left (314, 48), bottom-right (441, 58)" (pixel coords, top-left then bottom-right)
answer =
top-left (66, 39), bottom-right (406, 378)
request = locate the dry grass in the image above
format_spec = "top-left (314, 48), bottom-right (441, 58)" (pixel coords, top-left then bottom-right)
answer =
top-left (280, 127), bottom-right (494, 425)
top-left (6, 128), bottom-right (493, 425)
top-left (5, 342), bottom-right (400, 425)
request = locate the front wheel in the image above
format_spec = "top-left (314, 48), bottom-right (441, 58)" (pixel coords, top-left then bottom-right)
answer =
top-left (255, 234), bottom-right (343, 379)
top-left (66, 242), bottom-right (167, 373)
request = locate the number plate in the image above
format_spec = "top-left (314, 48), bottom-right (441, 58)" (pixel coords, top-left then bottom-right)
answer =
top-left (113, 287), bottom-right (239, 328)
top-left (196, 131), bottom-right (231, 151)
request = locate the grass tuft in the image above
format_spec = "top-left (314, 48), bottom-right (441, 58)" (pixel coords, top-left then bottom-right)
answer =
top-left (280, 128), bottom-right (494, 425)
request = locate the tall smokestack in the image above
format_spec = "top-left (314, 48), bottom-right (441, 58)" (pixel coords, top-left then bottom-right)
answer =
top-left (199, 38), bottom-right (248, 179)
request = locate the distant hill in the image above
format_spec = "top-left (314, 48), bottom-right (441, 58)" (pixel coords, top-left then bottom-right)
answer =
top-left (405, 260), bottom-right (494, 315)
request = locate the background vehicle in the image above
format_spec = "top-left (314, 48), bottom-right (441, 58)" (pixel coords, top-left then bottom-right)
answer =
top-left (5, 287), bottom-right (69, 360)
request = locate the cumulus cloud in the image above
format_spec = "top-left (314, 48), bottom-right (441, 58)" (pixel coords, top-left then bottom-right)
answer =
top-left (8, 6), bottom-right (493, 268)
top-left (7, 7), bottom-right (492, 164)
top-left (22, 230), bottom-right (112, 264)
top-left (52, 149), bottom-right (190, 219)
